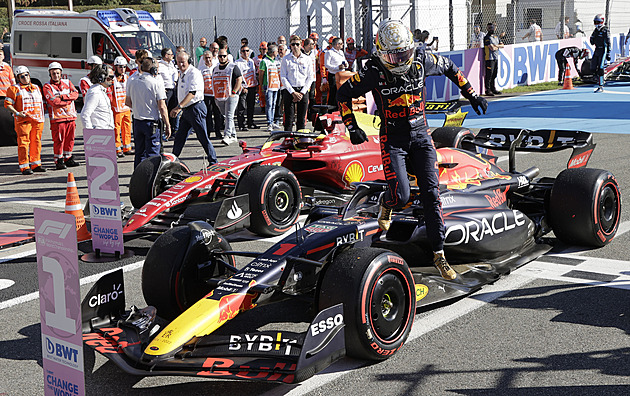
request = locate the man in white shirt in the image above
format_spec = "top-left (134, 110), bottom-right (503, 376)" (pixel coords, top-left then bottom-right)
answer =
top-left (159, 47), bottom-right (179, 137)
top-left (235, 44), bottom-right (259, 131)
top-left (169, 51), bottom-right (217, 164)
top-left (469, 25), bottom-right (485, 48)
top-left (324, 37), bottom-right (348, 109)
top-left (80, 64), bottom-right (115, 130)
top-left (555, 17), bottom-right (571, 39)
top-left (126, 58), bottom-right (171, 168)
top-left (280, 35), bottom-right (314, 131)
top-left (522, 19), bottom-right (543, 42)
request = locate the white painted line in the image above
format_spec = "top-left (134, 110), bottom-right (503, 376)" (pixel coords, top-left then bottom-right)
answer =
top-left (0, 248), bottom-right (36, 264)
top-left (261, 273), bottom-right (536, 396)
top-left (0, 279), bottom-right (14, 291)
top-left (0, 195), bottom-right (65, 208)
top-left (0, 260), bottom-right (144, 311)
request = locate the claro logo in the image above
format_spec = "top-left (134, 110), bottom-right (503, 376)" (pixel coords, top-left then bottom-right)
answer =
top-left (38, 220), bottom-right (72, 239)
top-left (89, 283), bottom-right (123, 307)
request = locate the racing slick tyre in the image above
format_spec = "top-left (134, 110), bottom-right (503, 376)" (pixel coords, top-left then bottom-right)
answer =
top-left (549, 168), bottom-right (621, 247)
top-left (129, 155), bottom-right (189, 208)
top-left (318, 248), bottom-right (416, 361)
top-left (431, 127), bottom-right (475, 150)
top-left (235, 165), bottom-right (301, 237)
top-left (142, 224), bottom-right (236, 320)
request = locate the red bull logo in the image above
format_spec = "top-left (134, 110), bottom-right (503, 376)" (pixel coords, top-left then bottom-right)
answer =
top-left (340, 102), bottom-right (352, 117)
top-left (216, 293), bottom-right (258, 324)
top-left (388, 94), bottom-right (422, 107)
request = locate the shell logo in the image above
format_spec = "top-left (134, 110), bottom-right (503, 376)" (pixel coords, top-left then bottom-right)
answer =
top-left (184, 176), bottom-right (202, 183)
top-left (343, 160), bottom-right (365, 187)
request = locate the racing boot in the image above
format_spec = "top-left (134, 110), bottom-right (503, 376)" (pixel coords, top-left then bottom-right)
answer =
top-left (377, 204), bottom-right (392, 231)
top-left (433, 251), bottom-right (457, 280)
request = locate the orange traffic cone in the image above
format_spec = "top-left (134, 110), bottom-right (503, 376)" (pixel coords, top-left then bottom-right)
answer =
top-left (563, 63), bottom-right (574, 90)
top-left (65, 172), bottom-right (91, 241)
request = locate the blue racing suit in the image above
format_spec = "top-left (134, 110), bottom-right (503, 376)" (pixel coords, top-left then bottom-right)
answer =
top-left (590, 26), bottom-right (611, 86)
top-left (337, 52), bottom-right (484, 251)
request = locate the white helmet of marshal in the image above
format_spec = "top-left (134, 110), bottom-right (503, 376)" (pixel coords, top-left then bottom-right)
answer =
top-left (375, 19), bottom-right (415, 75)
top-left (14, 65), bottom-right (29, 77)
top-left (114, 56), bottom-right (127, 66)
top-left (87, 55), bottom-right (103, 65)
top-left (48, 62), bottom-right (63, 72)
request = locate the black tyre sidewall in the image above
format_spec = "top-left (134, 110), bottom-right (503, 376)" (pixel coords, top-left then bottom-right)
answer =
top-left (549, 168), bottom-right (621, 247)
top-left (319, 248), bottom-right (416, 360)
top-left (236, 165), bottom-right (301, 236)
top-left (129, 156), bottom-right (162, 208)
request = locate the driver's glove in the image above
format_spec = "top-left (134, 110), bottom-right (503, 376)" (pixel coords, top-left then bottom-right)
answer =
top-left (468, 94), bottom-right (488, 115)
top-left (347, 123), bottom-right (368, 145)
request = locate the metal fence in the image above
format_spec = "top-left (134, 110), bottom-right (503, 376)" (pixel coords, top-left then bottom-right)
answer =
top-left (158, 0), bottom-right (630, 63)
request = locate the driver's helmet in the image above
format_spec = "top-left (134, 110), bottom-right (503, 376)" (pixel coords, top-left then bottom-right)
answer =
top-left (580, 48), bottom-right (590, 59)
top-left (375, 19), bottom-right (415, 75)
top-left (594, 14), bottom-right (605, 29)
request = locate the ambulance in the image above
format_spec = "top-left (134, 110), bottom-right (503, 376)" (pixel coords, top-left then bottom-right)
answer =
top-left (10, 8), bottom-right (176, 91)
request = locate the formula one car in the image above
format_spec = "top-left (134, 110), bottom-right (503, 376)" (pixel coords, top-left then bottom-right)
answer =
top-left (121, 104), bottom-right (471, 239)
top-left (580, 56), bottom-right (630, 83)
top-left (81, 127), bottom-right (620, 383)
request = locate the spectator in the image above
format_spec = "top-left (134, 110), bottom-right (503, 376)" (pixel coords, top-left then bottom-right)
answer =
top-left (280, 35), bottom-right (313, 131)
top-left (575, 20), bottom-right (586, 38)
top-left (523, 19), bottom-right (543, 42)
top-left (203, 44), bottom-right (224, 138)
top-left (470, 25), bottom-right (485, 48)
top-left (324, 37), bottom-right (348, 109)
top-left (81, 64), bottom-right (115, 130)
top-left (195, 37), bottom-right (208, 64)
top-left (555, 47), bottom-right (589, 85)
top-left (43, 62), bottom-right (80, 170)
top-left (240, 38), bottom-right (253, 59)
top-left (591, 14), bottom-right (611, 93)
top-left (216, 36), bottom-right (233, 61)
top-left (235, 44), bottom-right (259, 130)
top-left (258, 44), bottom-right (281, 131)
top-left (344, 37), bottom-right (368, 70)
top-left (303, 37), bottom-right (318, 122)
top-left (277, 36), bottom-right (287, 47)
top-left (126, 57), bottom-right (171, 168)
top-left (159, 47), bottom-right (179, 139)
top-left (483, 22), bottom-right (504, 96)
top-left (0, 50), bottom-right (15, 97)
top-left (5, 66), bottom-right (46, 175)
top-left (200, 50), bottom-right (220, 139)
top-left (111, 56), bottom-right (133, 158)
top-left (556, 17), bottom-right (571, 39)
top-left (212, 48), bottom-right (242, 145)
top-left (307, 33), bottom-right (323, 108)
top-left (319, 37), bottom-right (334, 103)
top-left (79, 55), bottom-right (102, 97)
top-left (170, 51), bottom-right (217, 163)
top-left (413, 29), bottom-right (423, 46)
top-left (274, 44), bottom-right (287, 127)
top-left (129, 50), bottom-right (149, 82)
top-left (255, 42), bottom-right (268, 114)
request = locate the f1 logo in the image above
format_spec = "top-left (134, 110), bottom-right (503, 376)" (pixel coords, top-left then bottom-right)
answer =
top-left (38, 220), bottom-right (72, 239)
top-left (86, 135), bottom-right (112, 145)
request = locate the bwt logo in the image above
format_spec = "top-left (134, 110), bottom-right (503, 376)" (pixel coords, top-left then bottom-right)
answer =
top-left (86, 135), bottom-right (112, 145)
top-left (45, 336), bottom-right (79, 363)
top-left (38, 220), bottom-right (72, 239)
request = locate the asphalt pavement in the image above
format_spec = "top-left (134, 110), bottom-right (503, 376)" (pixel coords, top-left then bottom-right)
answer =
top-left (1, 85), bottom-right (630, 395)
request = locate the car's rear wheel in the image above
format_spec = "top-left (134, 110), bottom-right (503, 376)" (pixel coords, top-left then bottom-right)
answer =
top-left (318, 248), bottom-right (416, 360)
top-left (549, 168), bottom-right (621, 247)
top-left (431, 127), bottom-right (475, 150)
top-left (129, 155), bottom-right (189, 208)
top-left (235, 165), bottom-right (301, 236)
top-left (142, 224), bottom-right (236, 320)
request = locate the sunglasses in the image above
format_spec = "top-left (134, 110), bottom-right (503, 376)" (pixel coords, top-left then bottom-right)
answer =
top-left (18, 74), bottom-right (29, 79)
top-left (218, 55), bottom-right (227, 59)
top-left (291, 42), bottom-right (301, 46)
top-left (106, 75), bottom-right (115, 80)
top-left (241, 49), bottom-right (249, 53)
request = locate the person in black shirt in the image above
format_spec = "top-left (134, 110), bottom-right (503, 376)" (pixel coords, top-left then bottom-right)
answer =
top-left (555, 47), bottom-right (589, 84)
top-left (591, 14), bottom-right (611, 92)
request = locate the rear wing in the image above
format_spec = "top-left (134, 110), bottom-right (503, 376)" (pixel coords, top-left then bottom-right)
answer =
top-left (472, 128), bottom-right (595, 172)
top-left (426, 101), bottom-right (468, 128)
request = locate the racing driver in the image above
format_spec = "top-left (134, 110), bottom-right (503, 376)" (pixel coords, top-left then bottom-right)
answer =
top-left (337, 19), bottom-right (488, 280)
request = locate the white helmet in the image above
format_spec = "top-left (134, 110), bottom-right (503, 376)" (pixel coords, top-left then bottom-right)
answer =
top-left (14, 65), bottom-right (29, 77)
top-left (594, 14), bottom-right (605, 29)
top-left (113, 56), bottom-right (127, 66)
top-left (375, 19), bottom-right (415, 75)
top-left (87, 55), bottom-right (103, 65)
top-left (48, 62), bottom-right (63, 72)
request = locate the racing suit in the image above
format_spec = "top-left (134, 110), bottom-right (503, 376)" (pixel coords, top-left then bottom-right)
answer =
top-left (555, 47), bottom-right (583, 83)
top-left (337, 53), bottom-right (484, 251)
top-left (590, 26), bottom-right (611, 86)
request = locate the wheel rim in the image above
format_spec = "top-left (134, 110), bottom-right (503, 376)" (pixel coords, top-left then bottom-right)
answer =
top-left (599, 184), bottom-right (619, 233)
top-left (369, 272), bottom-right (409, 342)
top-left (266, 179), bottom-right (297, 224)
